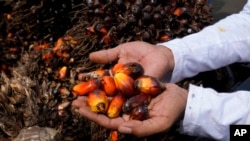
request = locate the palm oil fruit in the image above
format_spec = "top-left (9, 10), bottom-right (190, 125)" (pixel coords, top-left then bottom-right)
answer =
top-left (112, 62), bottom-right (144, 79)
top-left (72, 79), bottom-right (100, 96)
top-left (101, 75), bottom-right (117, 96)
top-left (129, 105), bottom-right (148, 121)
top-left (122, 93), bottom-right (151, 114)
top-left (107, 94), bottom-right (126, 118)
top-left (110, 130), bottom-right (119, 141)
top-left (87, 89), bottom-right (109, 113)
top-left (134, 75), bottom-right (166, 96)
top-left (113, 72), bottom-right (135, 97)
top-left (58, 66), bottom-right (68, 80)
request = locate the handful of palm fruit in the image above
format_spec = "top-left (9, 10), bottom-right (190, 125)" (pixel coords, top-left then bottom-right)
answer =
top-left (72, 62), bottom-right (166, 120)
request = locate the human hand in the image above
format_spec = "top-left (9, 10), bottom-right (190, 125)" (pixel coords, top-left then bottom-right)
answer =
top-left (89, 41), bottom-right (174, 81)
top-left (72, 83), bottom-right (188, 137)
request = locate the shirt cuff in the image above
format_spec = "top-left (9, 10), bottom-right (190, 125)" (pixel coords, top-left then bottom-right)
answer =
top-left (179, 84), bottom-right (203, 136)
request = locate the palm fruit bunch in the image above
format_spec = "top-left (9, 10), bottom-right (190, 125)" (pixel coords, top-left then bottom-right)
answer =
top-left (73, 62), bottom-right (166, 120)
top-left (66, 0), bottom-right (213, 47)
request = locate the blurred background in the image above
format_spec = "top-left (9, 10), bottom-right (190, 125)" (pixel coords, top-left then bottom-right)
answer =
top-left (212, 0), bottom-right (247, 22)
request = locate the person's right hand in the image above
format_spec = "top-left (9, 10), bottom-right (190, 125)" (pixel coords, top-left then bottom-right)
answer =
top-left (89, 41), bottom-right (174, 81)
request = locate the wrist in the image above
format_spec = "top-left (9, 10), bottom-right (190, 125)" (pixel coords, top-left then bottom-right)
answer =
top-left (157, 45), bottom-right (175, 72)
top-left (179, 89), bottom-right (188, 121)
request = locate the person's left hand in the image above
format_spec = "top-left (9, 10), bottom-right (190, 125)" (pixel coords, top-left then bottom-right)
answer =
top-left (72, 83), bottom-right (188, 137)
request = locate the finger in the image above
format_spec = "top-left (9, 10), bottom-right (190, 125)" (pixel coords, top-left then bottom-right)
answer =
top-left (118, 117), bottom-right (169, 137)
top-left (147, 95), bottom-right (161, 110)
top-left (77, 107), bottom-right (124, 129)
top-left (89, 47), bottom-right (120, 64)
top-left (71, 96), bottom-right (88, 108)
top-left (72, 96), bottom-right (124, 130)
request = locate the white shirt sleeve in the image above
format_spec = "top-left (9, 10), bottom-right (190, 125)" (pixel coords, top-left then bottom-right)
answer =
top-left (158, 1), bottom-right (250, 83)
top-left (157, 1), bottom-right (250, 141)
top-left (181, 84), bottom-right (250, 141)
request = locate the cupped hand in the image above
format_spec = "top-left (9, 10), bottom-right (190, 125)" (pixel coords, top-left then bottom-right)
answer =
top-left (89, 41), bottom-right (174, 81)
top-left (117, 83), bottom-right (188, 137)
top-left (72, 96), bottom-right (127, 130)
top-left (72, 83), bottom-right (188, 137)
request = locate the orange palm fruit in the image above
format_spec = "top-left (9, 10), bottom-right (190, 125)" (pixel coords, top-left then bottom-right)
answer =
top-left (129, 105), bottom-right (148, 121)
top-left (72, 79), bottom-right (100, 96)
top-left (101, 76), bottom-right (117, 96)
top-left (53, 37), bottom-right (64, 52)
top-left (58, 66), bottom-right (67, 79)
top-left (122, 93), bottom-right (151, 114)
top-left (107, 94), bottom-right (126, 118)
top-left (42, 52), bottom-right (53, 61)
top-left (112, 62), bottom-right (144, 79)
top-left (111, 63), bottom-right (124, 75)
top-left (87, 89), bottom-right (109, 113)
top-left (134, 75), bottom-right (166, 96)
top-left (159, 34), bottom-right (171, 42)
top-left (113, 72), bottom-right (135, 97)
top-left (86, 26), bottom-right (95, 35)
top-left (173, 7), bottom-right (187, 16)
top-left (100, 35), bottom-right (112, 45)
top-left (109, 130), bottom-right (119, 141)
top-left (33, 42), bottom-right (49, 51)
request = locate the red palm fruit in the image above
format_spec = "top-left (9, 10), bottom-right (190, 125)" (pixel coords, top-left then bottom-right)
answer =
top-left (111, 63), bottom-right (124, 75)
top-left (101, 76), bottom-right (117, 96)
top-left (113, 72), bottom-right (135, 97)
top-left (87, 89), bottom-right (109, 113)
top-left (173, 7), bottom-right (187, 16)
top-left (122, 93), bottom-right (151, 114)
top-left (107, 94), bottom-right (126, 118)
top-left (42, 52), bottom-right (53, 61)
top-left (72, 79), bottom-right (100, 96)
top-left (129, 105), bottom-right (148, 121)
top-left (52, 37), bottom-right (64, 52)
top-left (86, 26), bottom-right (95, 35)
top-left (112, 62), bottom-right (144, 79)
top-left (58, 66), bottom-right (67, 79)
top-left (134, 75), bottom-right (166, 96)
top-left (159, 34), bottom-right (171, 42)
top-left (110, 130), bottom-right (119, 141)
top-left (100, 35), bottom-right (112, 45)
top-left (98, 27), bottom-right (108, 36)
top-left (34, 42), bottom-right (49, 51)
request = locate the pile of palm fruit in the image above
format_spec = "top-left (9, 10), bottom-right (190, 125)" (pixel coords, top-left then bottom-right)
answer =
top-left (0, 0), bottom-right (214, 140)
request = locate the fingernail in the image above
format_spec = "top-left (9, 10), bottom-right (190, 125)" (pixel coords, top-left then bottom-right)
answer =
top-left (118, 126), bottom-right (132, 134)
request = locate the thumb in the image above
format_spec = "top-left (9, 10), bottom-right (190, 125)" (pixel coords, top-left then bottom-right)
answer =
top-left (118, 118), bottom-right (167, 137)
top-left (89, 47), bottom-right (120, 64)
